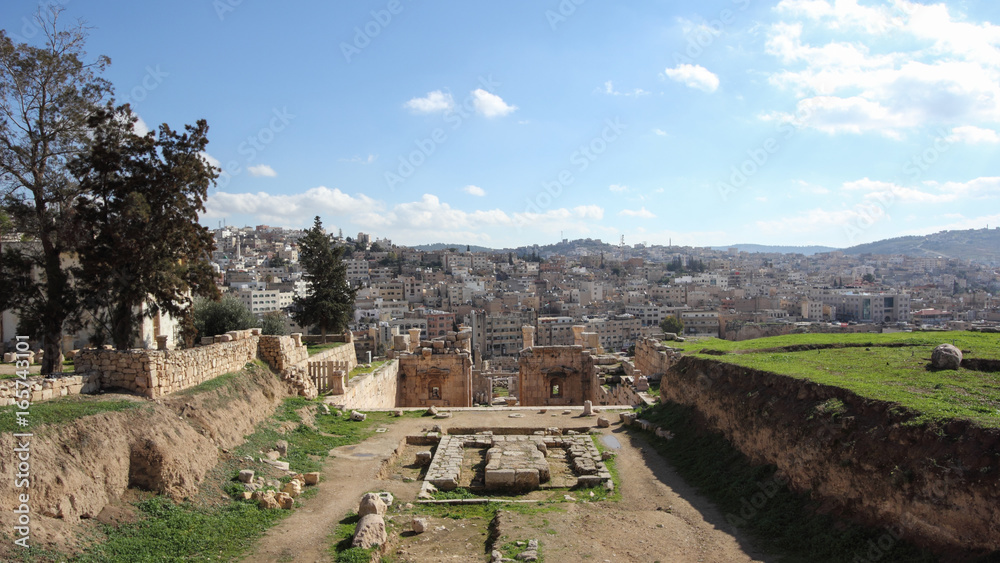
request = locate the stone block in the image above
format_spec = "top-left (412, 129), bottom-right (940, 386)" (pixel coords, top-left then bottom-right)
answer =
top-left (412, 517), bottom-right (429, 534)
top-left (358, 492), bottom-right (387, 517)
top-left (281, 480), bottom-right (302, 498)
top-left (352, 514), bottom-right (387, 549)
top-left (597, 416), bottom-right (610, 428)
top-left (238, 470), bottom-right (255, 483)
top-left (303, 472), bottom-right (320, 485)
top-left (415, 451), bottom-right (433, 466)
top-left (277, 492), bottom-right (295, 510)
top-left (514, 469), bottom-right (540, 489)
top-left (485, 469), bottom-right (515, 489)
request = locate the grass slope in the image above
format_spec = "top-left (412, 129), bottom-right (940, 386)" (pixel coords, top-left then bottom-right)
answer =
top-left (671, 331), bottom-right (1000, 428)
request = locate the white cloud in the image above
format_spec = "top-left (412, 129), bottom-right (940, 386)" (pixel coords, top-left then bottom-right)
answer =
top-left (609, 184), bottom-right (628, 192)
top-left (339, 154), bottom-right (378, 165)
top-left (199, 151), bottom-right (221, 169)
top-left (204, 186), bottom-right (380, 226)
top-left (663, 64), bottom-right (719, 93)
top-left (619, 207), bottom-right (656, 219)
top-left (132, 115), bottom-right (150, 136)
top-left (404, 90), bottom-right (455, 114)
top-left (756, 207), bottom-right (873, 235)
top-left (947, 126), bottom-right (1000, 144)
top-left (471, 89), bottom-right (517, 118)
top-left (797, 180), bottom-right (830, 195)
top-left (247, 164), bottom-right (277, 177)
top-left (652, 128), bottom-right (667, 136)
top-left (463, 185), bottom-right (486, 197)
top-left (602, 80), bottom-right (650, 97)
top-left (764, 2), bottom-right (1000, 136)
top-left (353, 194), bottom-right (602, 241)
top-left (841, 176), bottom-right (1000, 204)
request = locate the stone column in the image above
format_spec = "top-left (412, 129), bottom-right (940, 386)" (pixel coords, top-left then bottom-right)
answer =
top-left (330, 366), bottom-right (346, 394)
top-left (521, 325), bottom-right (535, 349)
top-left (291, 333), bottom-right (303, 347)
top-left (156, 335), bottom-right (169, 351)
top-left (572, 325), bottom-right (586, 347)
top-left (408, 328), bottom-right (421, 353)
top-left (582, 400), bottom-right (593, 416)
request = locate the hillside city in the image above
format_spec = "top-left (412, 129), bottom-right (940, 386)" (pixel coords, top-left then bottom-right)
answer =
top-left (211, 224), bottom-right (1000, 359)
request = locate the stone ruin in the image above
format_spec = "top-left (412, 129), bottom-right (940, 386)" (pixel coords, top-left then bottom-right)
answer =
top-left (420, 430), bottom-right (612, 494)
top-left (395, 327), bottom-right (475, 408)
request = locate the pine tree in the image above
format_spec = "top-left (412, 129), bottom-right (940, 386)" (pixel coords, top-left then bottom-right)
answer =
top-left (70, 105), bottom-right (219, 349)
top-left (291, 217), bottom-right (356, 341)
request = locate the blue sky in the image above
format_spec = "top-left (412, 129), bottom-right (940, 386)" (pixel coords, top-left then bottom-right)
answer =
top-left (4, 0), bottom-right (999, 248)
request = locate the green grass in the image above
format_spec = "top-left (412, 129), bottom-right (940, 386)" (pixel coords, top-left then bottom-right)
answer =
top-left (0, 396), bottom-right (145, 432)
top-left (306, 342), bottom-right (345, 356)
top-left (327, 512), bottom-right (378, 563)
top-left (636, 402), bottom-right (937, 563)
top-left (674, 331), bottom-right (1000, 428)
top-left (499, 539), bottom-right (543, 562)
top-left (75, 497), bottom-right (287, 562)
top-left (349, 360), bottom-right (388, 379)
top-left (670, 330), bottom-right (1000, 358)
top-left (233, 398), bottom-right (405, 474)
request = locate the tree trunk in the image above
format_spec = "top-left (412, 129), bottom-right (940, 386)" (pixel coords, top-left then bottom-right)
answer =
top-left (42, 329), bottom-right (64, 375)
top-left (321, 326), bottom-right (327, 344)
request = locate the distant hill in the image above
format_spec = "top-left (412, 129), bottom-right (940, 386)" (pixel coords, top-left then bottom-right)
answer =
top-left (843, 228), bottom-right (1000, 264)
top-left (712, 244), bottom-right (839, 255)
top-left (408, 243), bottom-right (496, 253)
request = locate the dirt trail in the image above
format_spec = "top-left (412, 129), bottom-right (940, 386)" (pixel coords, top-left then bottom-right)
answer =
top-left (242, 409), bottom-right (774, 563)
top-left (243, 414), bottom-right (428, 563)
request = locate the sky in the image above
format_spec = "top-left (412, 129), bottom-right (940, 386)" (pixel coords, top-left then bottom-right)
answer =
top-left (3, 0), bottom-right (1000, 249)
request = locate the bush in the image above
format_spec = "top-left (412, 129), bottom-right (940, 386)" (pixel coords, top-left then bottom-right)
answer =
top-left (193, 295), bottom-right (256, 339)
top-left (261, 311), bottom-right (288, 336)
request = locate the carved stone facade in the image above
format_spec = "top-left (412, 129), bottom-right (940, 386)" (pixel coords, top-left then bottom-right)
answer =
top-left (516, 345), bottom-right (597, 407)
top-left (396, 327), bottom-right (474, 408)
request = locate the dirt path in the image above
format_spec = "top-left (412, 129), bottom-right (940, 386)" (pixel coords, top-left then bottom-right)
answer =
top-left (243, 414), bottom-right (429, 563)
top-left (243, 409), bottom-right (775, 562)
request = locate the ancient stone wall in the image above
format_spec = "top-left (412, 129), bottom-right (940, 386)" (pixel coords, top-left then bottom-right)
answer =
top-left (595, 378), bottom-right (649, 406)
top-left (333, 360), bottom-right (399, 410)
top-left (305, 342), bottom-right (358, 372)
top-left (397, 349), bottom-right (473, 408)
top-left (76, 332), bottom-right (260, 398)
top-left (516, 345), bottom-right (596, 407)
top-left (257, 335), bottom-right (308, 372)
top-left (662, 355), bottom-right (1000, 555)
top-left (0, 373), bottom-right (100, 405)
top-left (634, 338), bottom-right (679, 380)
top-left (66, 332), bottom-right (311, 401)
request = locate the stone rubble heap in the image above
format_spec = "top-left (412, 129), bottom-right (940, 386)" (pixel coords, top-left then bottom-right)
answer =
top-left (422, 431), bottom-right (613, 493)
